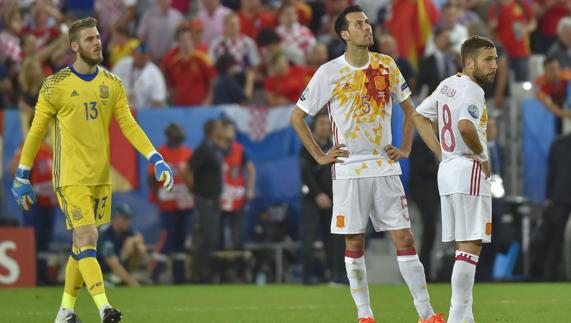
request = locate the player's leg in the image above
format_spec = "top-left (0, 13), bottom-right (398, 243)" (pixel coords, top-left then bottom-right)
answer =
top-left (55, 243), bottom-right (84, 323)
top-left (445, 194), bottom-right (491, 323)
top-left (151, 211), bottom-right (174, 283)
top-left (172, 210), bottom-right (190, 284)
top-left (332, 178), bottom-right (374, 321)
top-left (373, 176), bottom-right (443, 322)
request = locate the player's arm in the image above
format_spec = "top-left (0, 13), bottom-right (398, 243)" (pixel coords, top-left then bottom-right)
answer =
top-left (12, 82), bottom-right (57, 210)
top-left (113, 81), bottom-right (174, 191)
top-left (104, 256), bottom-right (141, 287)
top-left (413, 87), bottom-right (442, 160)
top-left (458, 119), bottom-right (490, 177)
top-left (385, 97), bottom-right (415, 161)
top-left (291, 107), bottom-right (348, 165)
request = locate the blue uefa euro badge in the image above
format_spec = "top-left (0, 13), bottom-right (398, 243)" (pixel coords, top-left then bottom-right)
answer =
top-left (468, 104), bottom-right (479, 119)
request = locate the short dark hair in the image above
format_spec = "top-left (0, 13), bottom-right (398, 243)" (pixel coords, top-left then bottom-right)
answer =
top-left (203, 119), bottom-right (221, 137)
top-left (544, 55), bottom-right (560, 66)
top-left (215, 54), bottom-right (237, 74)
top-left (69, 17), bottom-right (98, 45)
top-left (334, 5), bottom-right (365, 45)
top-left (460, 35), bottom-right (495, 66)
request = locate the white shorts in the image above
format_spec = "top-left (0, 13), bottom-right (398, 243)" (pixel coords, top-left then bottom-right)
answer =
top-left (441, 194), bottom-right (492, 243)
top-left (331, 176), bottom-right (411, 234)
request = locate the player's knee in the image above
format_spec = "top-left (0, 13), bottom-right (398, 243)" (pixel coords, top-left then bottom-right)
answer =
top-left (345, 234), bottom-right (365, 252)
top-left (73, 226), bottom-right (99, 247)
top-left (392, 231), bottom-right (415, 249)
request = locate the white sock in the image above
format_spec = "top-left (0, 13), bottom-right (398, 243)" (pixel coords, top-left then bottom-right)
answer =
top-left (397, 249), bottom-right (434, 320)
top-left (345, 254), bottom-right (373, 319)
top-left (464, 299), bottom-right (475, 323)
top-left (448, 250), bottom-right (478, 323)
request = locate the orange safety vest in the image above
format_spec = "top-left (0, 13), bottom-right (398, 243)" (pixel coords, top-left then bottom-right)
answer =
top-left (148, 144), bottom-right (194, 211)
top-left (221, 142), bottom-right (247, 212)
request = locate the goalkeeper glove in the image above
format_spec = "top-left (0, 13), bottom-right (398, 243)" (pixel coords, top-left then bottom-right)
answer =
top-left (12, 166), bottom-right (37, 211)
top-left (149, 152), bottom-right (174, 192)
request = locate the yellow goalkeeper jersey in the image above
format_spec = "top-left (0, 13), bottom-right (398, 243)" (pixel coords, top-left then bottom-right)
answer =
top-left (19, 65), bottom-right (156, 188)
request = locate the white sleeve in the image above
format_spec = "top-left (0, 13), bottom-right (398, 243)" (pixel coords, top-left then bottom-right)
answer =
top-left (295, 66), bottom-right (331, 116)
top-left (416, 89), bottom-right (438, 122)
top-left (388, 56), bottom-right (411, 103)
top-left (245, 37), bottom-right (260, 67)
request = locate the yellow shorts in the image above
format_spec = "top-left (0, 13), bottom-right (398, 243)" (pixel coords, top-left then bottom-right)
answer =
top-left (55, 185), bottom-right (112, 230)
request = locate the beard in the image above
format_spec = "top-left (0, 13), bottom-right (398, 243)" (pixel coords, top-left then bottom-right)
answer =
top-left (78, 46), bottom-right (103, 66)
top-left (473, 63), bottom-right (496, 85)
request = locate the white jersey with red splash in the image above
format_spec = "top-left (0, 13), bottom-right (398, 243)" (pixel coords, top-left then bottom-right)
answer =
top-left (416, 73), bottom-right (491, 196)
top-left (296, 52), bottom-right (411, 179)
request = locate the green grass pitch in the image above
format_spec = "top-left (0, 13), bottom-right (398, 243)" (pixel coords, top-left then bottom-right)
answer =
top-left (1, 283), bottom-right (569, 322)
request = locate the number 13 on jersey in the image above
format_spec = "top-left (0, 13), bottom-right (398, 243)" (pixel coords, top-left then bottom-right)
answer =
top-left (84, 101), bottom-right (98, 120)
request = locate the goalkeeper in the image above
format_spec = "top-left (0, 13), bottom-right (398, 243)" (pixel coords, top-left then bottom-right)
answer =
top-left (11, 17), bottom-right (173, 323)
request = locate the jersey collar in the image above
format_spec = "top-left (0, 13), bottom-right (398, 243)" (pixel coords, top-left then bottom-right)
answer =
top-left (69, 65), bottom-right (99, 82)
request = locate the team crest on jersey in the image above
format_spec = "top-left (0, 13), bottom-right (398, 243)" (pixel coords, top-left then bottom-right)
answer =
top-left (468, 105), bottom-right (479, 119)
top-left (336, 215), bottom-right (345, 228)
top-left (100, 84), bottom-right (109, 99)
top-left (71, 206), bottom-right (83, 221)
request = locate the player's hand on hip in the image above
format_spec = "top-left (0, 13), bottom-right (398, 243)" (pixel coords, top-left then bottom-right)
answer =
top-left (384, 144), bottom-right (409, 161)
top-left (11, 167), bottom-right (37, 211)
top-left (463, 153), bottom-right (491, 179)
top-left (316, 144), bottom-right (349, 165)
top-left (149, 152), bottom-right (174, 192)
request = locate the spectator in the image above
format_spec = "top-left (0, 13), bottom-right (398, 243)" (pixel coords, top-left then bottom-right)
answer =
top-left (17, 55), bottom-right (45, 115)
top-left (547, 17), bottom-right (571, 69)
top-left (0, 2), bottom-right (24, 67)
top-left (257, 28), bottom-right (305, 68)
top-left (137, 0), bottom-right (184, 63)
top-left (378, 34), bottom-right (416, 93)
top-left (238, 0), bottom-right (276, 42)
top-left (97, 204), bottom-right (148, 287)
top-left (264, 53), bottom-right (312, 106)
top-left (148, 123), bottom-right (194, 284)
top-left (306, 42), bottom-right (329, 70)
top-left (534, 56), bottom-right (571, 134)
top-left (0, 63), bottom-right (13, 109)
top-left (189, 19), bottom-right (209, 54)
top-left (488, 0), bottom-right (536, 82)
top-left (209, 12), bottom-right (260, 71)
top-left (189, 119), bottom-right (229, 283)
top-left (384, 0), bottom-right (439, 67)
top-left (95, 0), bottom-right (137, 44)
top-left (416, 28), bottom-right (458, 97)
top-left (107, 27), bottom-right (140, 68)
top-left (112, 44), bottom-right (167, 109)
top-left (425, 2), bottom-right (468, 56)
top-left (213, 54), bottom-right (255, 104)
top-left (408, 135), bottom-right (439, 280)
top-left (276, 3), bottom-right (316, 57)
top-left (531, 0), bottom-right (571, 54)
top-left (282, 0), bottom-right (313, 27)
top-left (300, 111), bottom-right (345, 285)
top-left (197, 0), bottom-right (232, 45)
top-left (171, 0), bottom-right (191, 15)
top-left (541, 132), bottom-right (571, 281)
top-left (454, 0), bottom-right (482, 27)
top-left (162, 26), bottom-right (216, 106)
top-left (22, 1), bottom-right (63, 50)
top-left (10, 124), bottom-right (57, 285)
top-left (220, 119), bottom-right (255, 250)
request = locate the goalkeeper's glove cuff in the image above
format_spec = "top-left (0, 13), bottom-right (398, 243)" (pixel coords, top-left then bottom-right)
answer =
top-left (148, 151), bottom-right (164, 165)
top-left (16, 165), bottom-right (32, 180)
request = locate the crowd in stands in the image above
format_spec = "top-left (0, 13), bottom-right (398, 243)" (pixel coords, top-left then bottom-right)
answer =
top-left (0, 0), bottom-right (568, 113)
top-left (2, 0), bottom-right (571, 285)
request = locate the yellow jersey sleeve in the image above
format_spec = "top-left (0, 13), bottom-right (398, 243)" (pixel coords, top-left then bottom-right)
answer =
top-left (19, 76), bottom-right (59, 168)
top-left (112, 77), bottom-right (156, 158)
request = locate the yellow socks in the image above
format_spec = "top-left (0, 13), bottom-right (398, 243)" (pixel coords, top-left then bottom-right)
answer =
top-left (61, 246), bottom-right (84, 310)
top-left (76, 246), bottom-right (109, 310)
